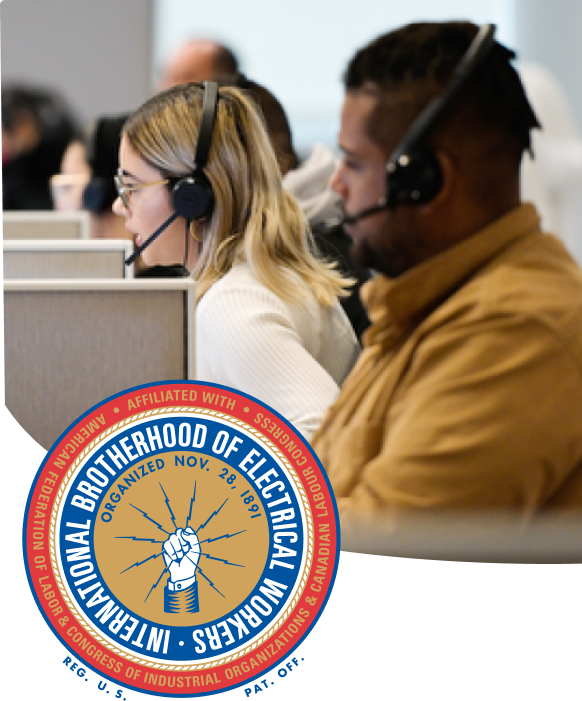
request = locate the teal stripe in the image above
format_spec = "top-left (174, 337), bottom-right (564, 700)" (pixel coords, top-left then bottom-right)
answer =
top-left (0, 453), bottom-right (45, 565)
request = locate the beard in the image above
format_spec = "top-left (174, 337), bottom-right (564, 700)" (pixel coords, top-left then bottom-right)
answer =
top-left (348, 236), bottom-right (378, 272)
top-left (348, 233), bottom-right (412, 279)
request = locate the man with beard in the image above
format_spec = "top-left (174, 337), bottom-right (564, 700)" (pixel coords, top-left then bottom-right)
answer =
top-left (312, 22), bottom-right (582, 539)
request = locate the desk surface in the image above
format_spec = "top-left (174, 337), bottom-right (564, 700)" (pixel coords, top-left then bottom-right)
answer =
top-left (340, 511), bottom-right (582, 563)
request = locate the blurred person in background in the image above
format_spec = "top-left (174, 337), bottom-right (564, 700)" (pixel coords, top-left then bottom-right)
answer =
top-left (157, 37), bottom-right (239, 90)
top-left (2, 84), bottom-right (80, 210)
top-left (50, 138), bottom-right (91, 212)
top-left (51, 115), bottom-right (129, 239)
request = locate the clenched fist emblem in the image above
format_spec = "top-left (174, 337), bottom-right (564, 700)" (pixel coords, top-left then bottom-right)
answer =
top-left (163, 527), bottom-right (201, 613)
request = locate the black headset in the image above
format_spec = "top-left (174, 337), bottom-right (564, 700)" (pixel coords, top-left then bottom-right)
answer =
top-left (343, 24), bottom-right (497, 225)
top-left (171, 80), bottom-right (219, 221)
top-left (125, 81), bottom-right (219, 266)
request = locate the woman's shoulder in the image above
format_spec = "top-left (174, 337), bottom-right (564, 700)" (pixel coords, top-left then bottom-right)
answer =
top-left (211, 261), bottom-right (264, 289)
top-left (197, 262), bottom-right (289, 317)
top-left (198, 262), bottom-right (328, 330)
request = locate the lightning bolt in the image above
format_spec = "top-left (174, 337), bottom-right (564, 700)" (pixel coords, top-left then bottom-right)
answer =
top-left (144, 566), bottom-right (168, 603)
top-left (196, 498), bottom-right (228, 533)
top-left (120, 550), bottom-right (164, 574)
top-left (198, 530), bottom-right (246, 546)
top-left (185, 481), bottom-right (197, 530)
top-left (195, 564), bottom-right (225, 598)
top-left (115, 536), bottom-right (165, 543)
top-left (159, 482), bottom-right (177, 530)
top-left (200, 552), bottom-right (244, 568)
top-left (129, 503), bottom-right (170, 535)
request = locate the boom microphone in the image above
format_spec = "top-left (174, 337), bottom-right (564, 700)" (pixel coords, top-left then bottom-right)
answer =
top-left (341, 197), bottom-right (389, 225)
top-left (316, 197), bottom-right (390, 232)
top-left (125, 212), bottom-right (179, 266)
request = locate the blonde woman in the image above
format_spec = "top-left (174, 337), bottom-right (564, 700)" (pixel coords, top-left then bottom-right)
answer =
top-left (113, 81), bottom-right (360, 440)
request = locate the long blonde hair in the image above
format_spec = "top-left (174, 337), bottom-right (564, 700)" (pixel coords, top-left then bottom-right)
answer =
top-left (122, 83), bottom-right (351, 304)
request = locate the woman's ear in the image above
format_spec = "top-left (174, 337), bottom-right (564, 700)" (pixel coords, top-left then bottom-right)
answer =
top-left (189, 219), bottom-right (206, 242)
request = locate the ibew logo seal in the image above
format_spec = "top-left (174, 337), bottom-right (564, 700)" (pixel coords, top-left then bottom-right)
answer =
top-left (23, 381), bottom-right (339, 696)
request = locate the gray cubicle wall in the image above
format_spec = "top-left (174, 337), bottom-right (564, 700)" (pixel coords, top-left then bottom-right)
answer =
top-left (1, 0), bottom-right (153, 128)
top-left (3, 239), bottom-right (135, 279)
top-left (4, 278), bottom-right (195, 449)
top-left (3, 211), bottom-right (91, 240)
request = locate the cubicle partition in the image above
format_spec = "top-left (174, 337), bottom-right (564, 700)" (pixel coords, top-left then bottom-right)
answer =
top-left (3, 239), bottom-right (135, 279)
top-left (4, 278), bottom-right (195, 450)
top-left (3, 211), bottom-right (91, 239)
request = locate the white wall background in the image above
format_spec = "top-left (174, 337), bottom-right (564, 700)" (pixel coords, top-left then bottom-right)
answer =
top-left (2, 0), bottom-right (581, 152)
top-left (513, 0), bottom-right (582, 135)
top-left (152, 0), bottom-right (514, 151)
top-left (2, 0), bottom-right (582, 254)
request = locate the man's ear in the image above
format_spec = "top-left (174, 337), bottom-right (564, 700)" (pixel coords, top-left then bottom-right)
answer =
top-left (421, 150), bottom-right (456, 214)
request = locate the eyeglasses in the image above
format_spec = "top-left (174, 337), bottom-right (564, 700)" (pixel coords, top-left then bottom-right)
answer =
top-left (114, 168), bottom-right (169, 209)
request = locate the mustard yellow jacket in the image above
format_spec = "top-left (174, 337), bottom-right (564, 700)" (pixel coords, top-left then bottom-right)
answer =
top-left (312, 204), bottom-right (582, 529)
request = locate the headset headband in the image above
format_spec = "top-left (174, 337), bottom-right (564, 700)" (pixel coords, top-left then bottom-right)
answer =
top-left (194, 80), bottom-right (219, 171)
top-left (391, 24), bottom-right (496, 163)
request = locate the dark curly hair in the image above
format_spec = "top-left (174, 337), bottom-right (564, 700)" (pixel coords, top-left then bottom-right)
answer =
top-left (344, 22), bottom-right (540, 164)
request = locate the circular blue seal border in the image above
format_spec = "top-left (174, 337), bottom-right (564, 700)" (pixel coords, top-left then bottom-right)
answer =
top-left (23, 381), bottom-right (340, 696)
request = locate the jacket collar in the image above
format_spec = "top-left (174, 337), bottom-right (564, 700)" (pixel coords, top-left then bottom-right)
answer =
top-left (361, 204), bottom-right (542, 346)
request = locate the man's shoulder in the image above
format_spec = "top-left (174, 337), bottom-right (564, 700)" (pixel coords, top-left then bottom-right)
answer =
top-left (470, 230), bottom-right (582, 318)
top-left (441, 230), bottom-right (582, 364)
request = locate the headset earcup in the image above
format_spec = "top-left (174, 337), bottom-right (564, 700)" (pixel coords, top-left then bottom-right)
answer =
top-left (82, 177), bottom-right (110, 213)
top-left (172, 174), bottom-right (214, 220)
top-left (386, 148), bottom-right (443, 206)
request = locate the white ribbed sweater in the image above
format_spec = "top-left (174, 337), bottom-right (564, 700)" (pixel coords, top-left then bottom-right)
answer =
top-left (196, 263), bottom-right (360, 441)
